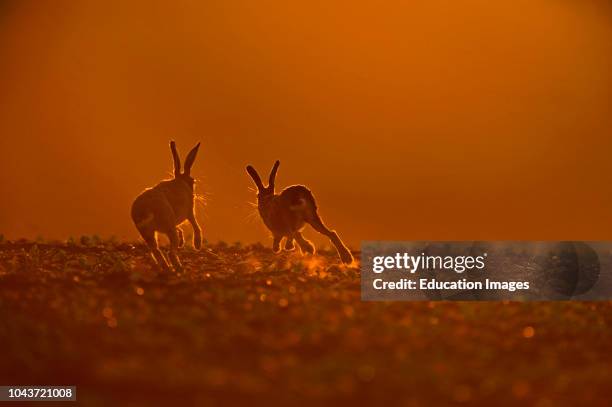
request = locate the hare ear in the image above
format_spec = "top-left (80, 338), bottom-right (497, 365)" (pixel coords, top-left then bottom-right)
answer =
top-left (170, 141), bottom-right (181, 177)
top-left (268, 160), bottom-right (280, 190)
top-left (183, 142), bottom-right (201, 176)
top-left (246, 165), bottom-right (264, 191)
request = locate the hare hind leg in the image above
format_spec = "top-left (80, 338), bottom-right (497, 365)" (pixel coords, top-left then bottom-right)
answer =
top-left (294, 232), bottom-right (315, 255)
top-left (307, 213), bottom-right (353, 264)
top-left (162, 227), bottom-right (183, 273)
top-left (272, 235), bottom-right (282, 253)
top-left (177, 228), bottom-right (184, 248)
top-left (284, 236), bottom-right (296, 251)
top-left (138, 228), bottom-right (171, 272)
top-left (155, 201), bottom-right (183, 272)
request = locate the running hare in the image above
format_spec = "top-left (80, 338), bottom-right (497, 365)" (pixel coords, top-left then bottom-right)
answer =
top-left (131, 141), bottom-right (202, 272)
top-left (246, 161), bottom-right (353, 264)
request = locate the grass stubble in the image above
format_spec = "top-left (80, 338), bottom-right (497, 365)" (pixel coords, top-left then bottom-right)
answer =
top-left (0, 238), bottom-right (611, 406)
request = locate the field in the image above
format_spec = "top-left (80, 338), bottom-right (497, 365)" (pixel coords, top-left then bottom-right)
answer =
top-left (1, 239), bottom-right (611, 406)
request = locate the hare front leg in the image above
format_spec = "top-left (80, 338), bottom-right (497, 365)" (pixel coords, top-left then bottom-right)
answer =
top-left (188, 213), bottom-right (202, 250)
top-left (307, 214), bottom-right (353, 264)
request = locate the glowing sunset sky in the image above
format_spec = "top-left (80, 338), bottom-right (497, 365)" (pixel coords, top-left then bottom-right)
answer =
top-left (1, 1), bottom-right (611, 246)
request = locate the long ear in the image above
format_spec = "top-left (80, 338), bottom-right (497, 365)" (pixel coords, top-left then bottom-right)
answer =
top-left (183, 142), bottom-right (201, 176)
top-left (170, 141), bottom-right (181, 177)
top-left (268, 160), bottom-right (280, 191)
top-left (246, 165), bottom-right (264, 191)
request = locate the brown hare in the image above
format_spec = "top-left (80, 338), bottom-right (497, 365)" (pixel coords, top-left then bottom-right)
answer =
top-left (246, 161), bottom-right (353, 264)
top-left (131, 141), bottom-right (202, 272)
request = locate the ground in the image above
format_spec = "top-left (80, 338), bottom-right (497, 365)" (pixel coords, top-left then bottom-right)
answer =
top-left (0, 239), bottom-right (611, 406)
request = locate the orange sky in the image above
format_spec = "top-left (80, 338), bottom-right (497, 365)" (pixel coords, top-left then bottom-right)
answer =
top-left (1, 0), bottom-right (611, 247)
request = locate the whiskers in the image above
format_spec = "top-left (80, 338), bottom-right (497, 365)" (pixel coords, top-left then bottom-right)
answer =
top-left (241, 186), bottom-right (260, 224)
top-left (244, 201), bottom-right (259, 224)
top-left (247, 186), bottom-right (258, 195)
top-left (194, 193), bottom-right (208, 211)
top-left (193, 176), bottom-right (211, 215)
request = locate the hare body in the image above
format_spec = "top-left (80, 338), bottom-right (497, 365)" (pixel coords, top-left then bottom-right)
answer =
top-left (247, 162), bottom-right (353, 264)
top-left (131, 141), bottom-right (202, 272)
top-left (258, 185), bottom-right (311, 234)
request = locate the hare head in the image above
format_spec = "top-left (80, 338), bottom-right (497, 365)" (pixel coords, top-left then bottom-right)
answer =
top-left (246, 160), bottom-right (280, 202)
top-left (245, 160), bottom-right (354, 264)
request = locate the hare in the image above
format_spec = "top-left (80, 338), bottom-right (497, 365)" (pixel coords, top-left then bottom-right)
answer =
top-left (246, 161), bottom-right (353, 264)
top-left (131, 141), bottom-right (202, 272)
